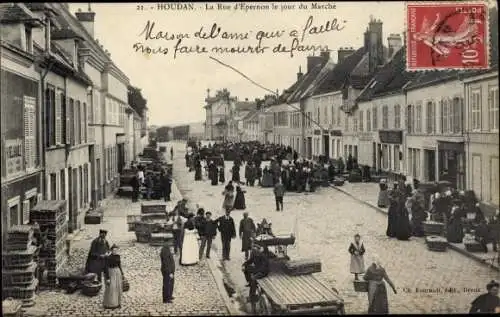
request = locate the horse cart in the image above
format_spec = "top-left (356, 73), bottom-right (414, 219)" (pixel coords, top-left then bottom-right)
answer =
top-left (250, 234), bottom-right (345, 315)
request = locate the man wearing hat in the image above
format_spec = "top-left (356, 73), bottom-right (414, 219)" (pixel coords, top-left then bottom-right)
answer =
top-left (160, 241), bottom-right (176, 303)
top-left (85, 229), bottom-right (110, 282)
top-left (470, 280), bottom-right (500, 313)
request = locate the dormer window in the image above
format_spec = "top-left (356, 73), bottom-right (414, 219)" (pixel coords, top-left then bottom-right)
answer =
top-left (24, 26), bottom-right (33, 53)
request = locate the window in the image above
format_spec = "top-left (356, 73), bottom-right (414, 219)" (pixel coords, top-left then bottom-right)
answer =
top-left (415, 102), bottom-right (422, 133)
top-left (50, 173), bottom-right (57, 200)
top-left (331, 106), bottom-right (334, 125)
top-left (69, 98), bottom-right (74, 145)
top-left (8, 197), bottom-right (21, 228)
top-left (79, 166), bottom-right (83, 208)
top-left (491, 157), bottom-right (499, 205)
top-left (5, 139), bottom-right (23, 177)
top-left (45, 87), bottom-right (56, 146)
top-left (471, 89), bottom-right (481, 131)
top-left (83, 164), bottom-right (88, 204)
top-left (60, 169), bottom-right (65, 200)
top-left (409, 148), bottom-right (421, 179)
top-left (323, 103), bottom-right (328, 124)
top-left (394, 104), bottom-right (401, 129)
top-left (75, 100), bottom-right (81, 144)
top-left (61, 93), bottom-right (66, 143)
top-left (83, 102), bottom-right (87, 143)
top-left (407, 105), bottom-right (413, 133)
top-left (372, 107), bottom-right (378, 130)
top-left (382, 105), bottom-right (388, 129)
top-left (366, 110), bottom-right (371, 132)
top-left (24, 96), bottom-right (37, 170)
top-left (452, 97), bottom-right (462, 133)
top-left (353, 116), bottom-right (358, 132)
top-left (426, 101), bottom-right (436, 134)
top-left (359, 111), bottom-right (364, 132)
top-left (54, 90), bottom-right (62, 144)
top-left (24, 27), bottom-right (32, 53)
top-left (337, 108), bottom-right (341, 126)
top-left (489, 86), bottom-right (499, 131)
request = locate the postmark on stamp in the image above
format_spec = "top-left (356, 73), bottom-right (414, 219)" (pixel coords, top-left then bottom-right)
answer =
top-left (406, 2), bottom-right (489, 70)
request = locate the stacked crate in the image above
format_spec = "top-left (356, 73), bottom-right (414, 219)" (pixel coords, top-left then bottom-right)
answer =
top-left (30, 200), bottom-right (68, 287)
top-left (2, 225), bottom-right (39, 307)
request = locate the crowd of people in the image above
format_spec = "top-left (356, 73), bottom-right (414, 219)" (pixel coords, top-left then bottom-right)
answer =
top-left (378, 177), bottom-right (500, 253)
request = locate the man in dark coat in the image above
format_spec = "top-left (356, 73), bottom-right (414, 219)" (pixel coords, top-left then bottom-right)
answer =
top-left (470, 280), bottom-right (499, 313)
top-left (199, 211), bottom-right (217, 260)
top-left (217, 210), bottom-right (236, 261)
top-left (85, 229), bottom-right (110, 282)
top-left (239, 212), bottom-right (256, 260)
top-left (232, 164), bottom-right (240, 183)
top-left (208, 161), bottom-right (218, 185)
top-left (160, 241), bottom-right (176, 303)
top-left (243, 242), bottom-right (270, 310)
top-left (160, 171), bottom-right (172, 202)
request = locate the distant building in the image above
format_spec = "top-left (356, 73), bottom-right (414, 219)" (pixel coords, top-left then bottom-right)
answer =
top-left (204, 88), bottom-right (236, 141)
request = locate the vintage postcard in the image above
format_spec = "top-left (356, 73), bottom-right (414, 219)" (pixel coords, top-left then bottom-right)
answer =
top-left (1, 1), bottom-right (499, 316)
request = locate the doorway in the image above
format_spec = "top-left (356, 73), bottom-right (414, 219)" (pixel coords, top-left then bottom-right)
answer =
top-left (424, 150), bottom-right (436, 181)
top-left (117, 143), bottom-right (125, 173)
top-left (377, 144), bottom-right (382, 170)
top-left (372, 142), bottom-right (377, 168)
top-left (323, 135), bottom-right (330, 158)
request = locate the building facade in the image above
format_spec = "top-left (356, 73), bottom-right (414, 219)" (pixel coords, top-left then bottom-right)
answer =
top-left (463, 70), bottom-right (499, 211)
top-left (1, 3), bottom-right (44, 241)
top-left (241, 110), bottom-right (259, 141)
top-left (204, 89), bottom-right (235, 141)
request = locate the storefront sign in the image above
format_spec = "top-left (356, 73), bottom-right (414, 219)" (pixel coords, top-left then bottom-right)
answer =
top-left (379, 130), bottom-right (403, 144)
top-left (313, 129), bottom-right (321, 135)
top-left (438, 141), bottom-right (464, 153)
top-left (330, 130), bottom-right (342, 136)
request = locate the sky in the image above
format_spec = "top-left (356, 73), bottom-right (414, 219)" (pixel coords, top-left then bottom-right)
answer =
top-left (69, 2), bottom-right (407, 126)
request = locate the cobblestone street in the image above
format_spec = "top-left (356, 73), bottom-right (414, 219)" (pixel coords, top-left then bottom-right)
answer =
top-left (169, 142), bottom-right (499, 314)
top-left (26, 176), bottom-right (229, 316)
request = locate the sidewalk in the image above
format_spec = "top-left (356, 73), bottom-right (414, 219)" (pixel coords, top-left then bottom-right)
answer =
top-left (332, 182), bottom-right (499, 271)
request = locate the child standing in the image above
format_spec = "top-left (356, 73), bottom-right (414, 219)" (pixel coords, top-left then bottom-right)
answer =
top-left (348, 234), bottom-right (366, 280)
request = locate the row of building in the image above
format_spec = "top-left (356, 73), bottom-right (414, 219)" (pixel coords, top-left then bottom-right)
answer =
top-left (204, 15), bottom-right (498, 213)
top-left (1, 3), bottom-right (149, 239)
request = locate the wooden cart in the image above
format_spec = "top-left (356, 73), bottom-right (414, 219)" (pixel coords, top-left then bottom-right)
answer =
top-left (251, 235), bottom-right (345, 315)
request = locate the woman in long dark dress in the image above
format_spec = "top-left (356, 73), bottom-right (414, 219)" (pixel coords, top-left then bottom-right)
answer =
top-left (233, 185), bottom-right (246, 210)
top-left (363, 259), bottom-right (397, 314)
top-left (103, 244), bottom-right (124, 309)
top-left (395, 197), bottom-right (412, 241)
top-left (386, 185), bottom-right (399, 238)
top-left (232, 164), bottom-right (240, 183)
top-left (219, 166), bottom-right (225, 184)
top-left (194, 160), bottom-right (202, 181)
top-left (446, 205), bottom-right (464, 243)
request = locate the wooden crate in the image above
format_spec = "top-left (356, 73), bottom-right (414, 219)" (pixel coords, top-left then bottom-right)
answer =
top-left (425, 236), bottom-right (448, 252)
top-left (141, 204), bottom-right (166, 214)
top-left (423, 221), bottom-right (445, 236)
top-left (84, 212), bottom-right (103, 225)
top-left (3, 246), bottom-right (38, 268)
top-left (3, 278), bottom-right (38, 301)
top-left (284, 259), bottom-right (322, 276)
top-left (2, 262), bottom-right (37, 286)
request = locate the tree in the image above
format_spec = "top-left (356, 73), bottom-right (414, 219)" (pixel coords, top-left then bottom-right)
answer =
top-left (128, 85), bottom-right (148, 116)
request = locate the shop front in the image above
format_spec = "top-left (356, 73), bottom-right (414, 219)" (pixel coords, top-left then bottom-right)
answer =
top-left (437, 141), bottom-right (465, 190)
top-left (378, 130), bottom-right (404, 181)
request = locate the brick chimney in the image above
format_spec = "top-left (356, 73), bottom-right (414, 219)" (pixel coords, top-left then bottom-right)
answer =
top-left (75, 5), bottom-right (95, 37)
top-left (367, 16), bottom-right (384, 73)
top-left (338, 47), bottom-right (355, 64)
top-left (320, 50), bottom-right (330, 61)
top-left (306, 51), bottom-right (329, 73)
top-left (387, 33), bottom-right (402, 59)
top-left (297, 66), bottom-right (303, 81)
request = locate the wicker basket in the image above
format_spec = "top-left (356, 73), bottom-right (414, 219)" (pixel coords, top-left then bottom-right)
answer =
top-left (81, 280), bottom-right (102, 297)
top-left (122, 277), bottom-right (130, 292)
top-left (2, 298), bottom-right (23, 317)
top-left (353, 280), bottom-right (368, 292)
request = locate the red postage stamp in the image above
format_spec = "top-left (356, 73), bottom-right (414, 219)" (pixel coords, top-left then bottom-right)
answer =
top-left (406, 2), bottom-right (489, 70)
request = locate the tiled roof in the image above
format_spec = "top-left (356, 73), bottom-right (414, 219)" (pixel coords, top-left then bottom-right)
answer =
top-left (357, 47), bottom-right (417, 101)
top-left (235, 101), bottom-right (257, 111)
top-left (309, 47), bottom-right (367, 96)
top-left (52, 28), bottom-right (84, 40)
top-left (0, 3), bottom-right (39, 22)
top-left (287, 59), bottom-right (328, 102)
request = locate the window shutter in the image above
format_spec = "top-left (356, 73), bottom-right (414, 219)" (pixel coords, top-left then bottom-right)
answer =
top-left (24, 96), bottom-right (36, 170)
top-left (83, 103), bottom-right (87, 143)
top-left (439, 100), bottom-right (444, 134)
top-left (55, 91), bottom-right (62, 144)
top-left (22, 199), bottom-right (30, 224)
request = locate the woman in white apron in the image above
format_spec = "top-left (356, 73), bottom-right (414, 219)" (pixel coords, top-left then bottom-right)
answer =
top-left (180, 214), bottom-right (199, 266)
